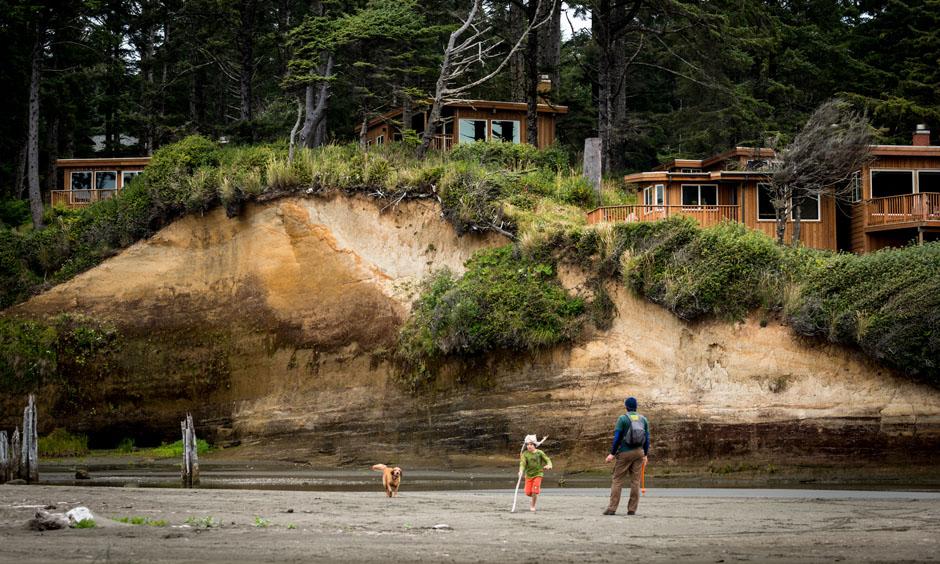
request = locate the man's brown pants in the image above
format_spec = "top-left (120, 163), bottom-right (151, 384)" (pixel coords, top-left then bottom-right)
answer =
top-left (606, 447), bottom-right (644, 513)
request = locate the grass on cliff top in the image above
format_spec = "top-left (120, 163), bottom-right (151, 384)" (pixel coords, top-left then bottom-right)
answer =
top-left (0, 137), bottom-right (602, 310)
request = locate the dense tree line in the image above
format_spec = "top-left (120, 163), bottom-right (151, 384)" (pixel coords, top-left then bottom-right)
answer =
top-left (1, 0), bottom-right (938, 220)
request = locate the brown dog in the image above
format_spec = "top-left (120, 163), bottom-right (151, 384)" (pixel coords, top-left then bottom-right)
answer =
top-left (371, 464), bottom-right (402, 497)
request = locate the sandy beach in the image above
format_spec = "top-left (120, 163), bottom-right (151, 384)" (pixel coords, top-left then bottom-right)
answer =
top-left (1, 484), bottom-right (938, 563)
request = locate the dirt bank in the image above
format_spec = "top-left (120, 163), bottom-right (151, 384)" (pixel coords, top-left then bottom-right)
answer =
top-left (1, 484), bottom-right (938, 563)
top-left (4, 193), bottom-right (940, 467)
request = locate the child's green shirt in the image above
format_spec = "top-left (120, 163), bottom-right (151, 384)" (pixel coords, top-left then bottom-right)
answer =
top-left (519, 449), bottom-right (552, 478)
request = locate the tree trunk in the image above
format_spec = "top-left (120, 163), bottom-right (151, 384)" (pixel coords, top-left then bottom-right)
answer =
top-left (792, 197), bottom-right (802, 247)
top-left (27, 22), bottom-right (44, 229)
top-left (14, 142), bottom-right (27, 199)
top-left (402, 96), bottom-right (413, 136)
top-left (44, 116), bottom-right (58, 194)
top-left (288, 97), bottom-right (303, 163)
top-left (237, 0), bottom-right (257, 122)
top-left (537, 0), bottom-right (561, 92)
top-left (359, 114), bottom-right (369, 149)
top-left (299, 53), bottom-right (334, 148)
top-left (524, 1), bottom-right (541, 147)
top-left (509, 1), bottom-right (526, 102)
top-left (314, 115), bottom-right (327, 147)
top-left (775, 199), bottom-right (787, 245)
top-left (417, 96), bottom-right (444, 158)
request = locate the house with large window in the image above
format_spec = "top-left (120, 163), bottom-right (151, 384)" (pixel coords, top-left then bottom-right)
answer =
top-left (588, 126), bottom-right (940, 253)
top-left (53, 157), bottom-right (151, 209)
top-left (362, 99), bottom-right (568, 150)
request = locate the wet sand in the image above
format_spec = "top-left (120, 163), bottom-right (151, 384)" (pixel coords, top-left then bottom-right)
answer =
top-left (2, 484), bottom-right (938, 563)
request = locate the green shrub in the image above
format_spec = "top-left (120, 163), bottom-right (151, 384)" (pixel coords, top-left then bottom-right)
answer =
top-left (450, 141), bottom-right (569, 172)
top-left (115, 516), bottom-right (167, 526)
top-left (397, 245), bottom-right (584, 385)
top-left (788, 242), bottom-right (940, 384)
top-left (144, 438), bottom-right (211, 458)
top-left (38, 428), bottom-right (90, 457)
top-left (0, 315), bottom-right (119, 396)
top-left (617, 218), bottom-right (806, 320)
top-left (436, 161), bottom-right (509, 235)
top-left (0, 198), bottom-right (30, 227)
top-left (73, 519), bottom-right (96, 529)
top-left (116, 437), bottom-right (135, 453)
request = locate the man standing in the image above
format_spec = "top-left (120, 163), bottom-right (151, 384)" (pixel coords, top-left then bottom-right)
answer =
top-left (603, 396), bottom-right (650, 515)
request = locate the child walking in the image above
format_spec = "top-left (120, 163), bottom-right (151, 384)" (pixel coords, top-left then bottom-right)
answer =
top-left (518, 435), bottom-right (552, 512)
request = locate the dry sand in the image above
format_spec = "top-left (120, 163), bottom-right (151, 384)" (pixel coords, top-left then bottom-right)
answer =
top-left (1, 484), bottom-right (938, 563)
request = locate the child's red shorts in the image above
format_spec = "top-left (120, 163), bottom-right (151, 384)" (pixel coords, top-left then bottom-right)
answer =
top-left (524, 476), bottom-right (542, 496)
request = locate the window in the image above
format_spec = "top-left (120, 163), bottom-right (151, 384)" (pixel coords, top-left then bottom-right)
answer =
top-left (792, 194), bottom-right (820, 221)
top-left (871, 170), bottom-right (914, 198)
top-left (458, 119), bottom-right (488, 143)
top-left (654, 184), bottom-right (664, 206)
top-left (681, 184), bottom-right (716, 206)
top-left (96, 171), bottom-right (117, 190)
top-left (70, 171), bottom-right (92, 191)
top-left (757, 183), bottom-right (820, 221)
top-left (757, 183), bottom-right (776, 220)
top-left (491, 120), bottom-right (520, 143)
top-left (680, 168), bottom-right (701, 173)
top-left (375, 135), bottom-right (385, 145)
top-left (122, 171), bottom-right (142, 188)
top-left (918, 171), bottom-right (940, 193)
top-left (850, 171), bottom-right (861, 202)
top-left (643, 186), bottom-right (652, 206)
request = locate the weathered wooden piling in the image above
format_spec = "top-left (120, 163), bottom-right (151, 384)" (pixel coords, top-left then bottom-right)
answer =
top-left (21, 395), bottom-right (38, 483)
top-left (181, 413), bottom-right (200, 487)
top-left (11, 428), bottom-right (21, 480)
top-left (0, 430), bottom-right (9, 484)
top-left (583, 137), bottom-right (603, 205)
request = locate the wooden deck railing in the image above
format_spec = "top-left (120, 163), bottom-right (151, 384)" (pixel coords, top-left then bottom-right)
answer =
top-left (51, 189), bottom-right (117, 208)
top-left (864, 193), bottom-right (940, 227)
top-left (431, 135), bottom-right (454, 151)
top-left (586, 205), bottom-right (739, 227)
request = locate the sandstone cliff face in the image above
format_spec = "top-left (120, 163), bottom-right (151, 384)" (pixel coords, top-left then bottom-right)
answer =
top-left (7, 195), bottom-right (940, 466)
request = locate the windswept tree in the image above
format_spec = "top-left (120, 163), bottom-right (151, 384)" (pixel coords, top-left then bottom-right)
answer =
top-left (768, 98), bottom-right (874, 245)
top-left (286, 0), bottom-right (426, 154)
top-left (416, 0), bottom-right (557, 158)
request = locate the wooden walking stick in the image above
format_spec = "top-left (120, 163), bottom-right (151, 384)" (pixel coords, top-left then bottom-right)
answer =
top-left (641, 459), bottom-right (647, 495)
top-left (511, 434), bottom-right (547, 513)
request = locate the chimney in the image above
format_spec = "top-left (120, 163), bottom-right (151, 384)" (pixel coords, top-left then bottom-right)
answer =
top-left (537, 74), bottom-right (552, 103)
top-left (913, 124), bottom-right (931, 146)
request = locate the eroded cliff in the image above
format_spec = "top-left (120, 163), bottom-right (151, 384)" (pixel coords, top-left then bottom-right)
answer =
top-left (6, 194), bottom-right (940, 468)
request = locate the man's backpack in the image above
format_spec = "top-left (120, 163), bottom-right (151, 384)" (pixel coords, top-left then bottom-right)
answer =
top-left (623, 414), bottom-right (646, 449)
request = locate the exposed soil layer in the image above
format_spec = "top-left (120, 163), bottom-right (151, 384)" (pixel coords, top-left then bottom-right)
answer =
top-left (1, 484), bottom-right (938, 563)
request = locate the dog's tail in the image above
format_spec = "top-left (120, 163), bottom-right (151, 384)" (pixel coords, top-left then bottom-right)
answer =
top-left (371, 464), bottom-right (388, 472)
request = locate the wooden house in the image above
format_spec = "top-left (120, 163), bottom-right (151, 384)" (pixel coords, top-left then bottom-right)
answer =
top-left (362, 100), bottom-right (568, 150)
top-left (588, 125), bottom-right (940, 253)
top-left (53, 157), bottom-right (151, 209)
